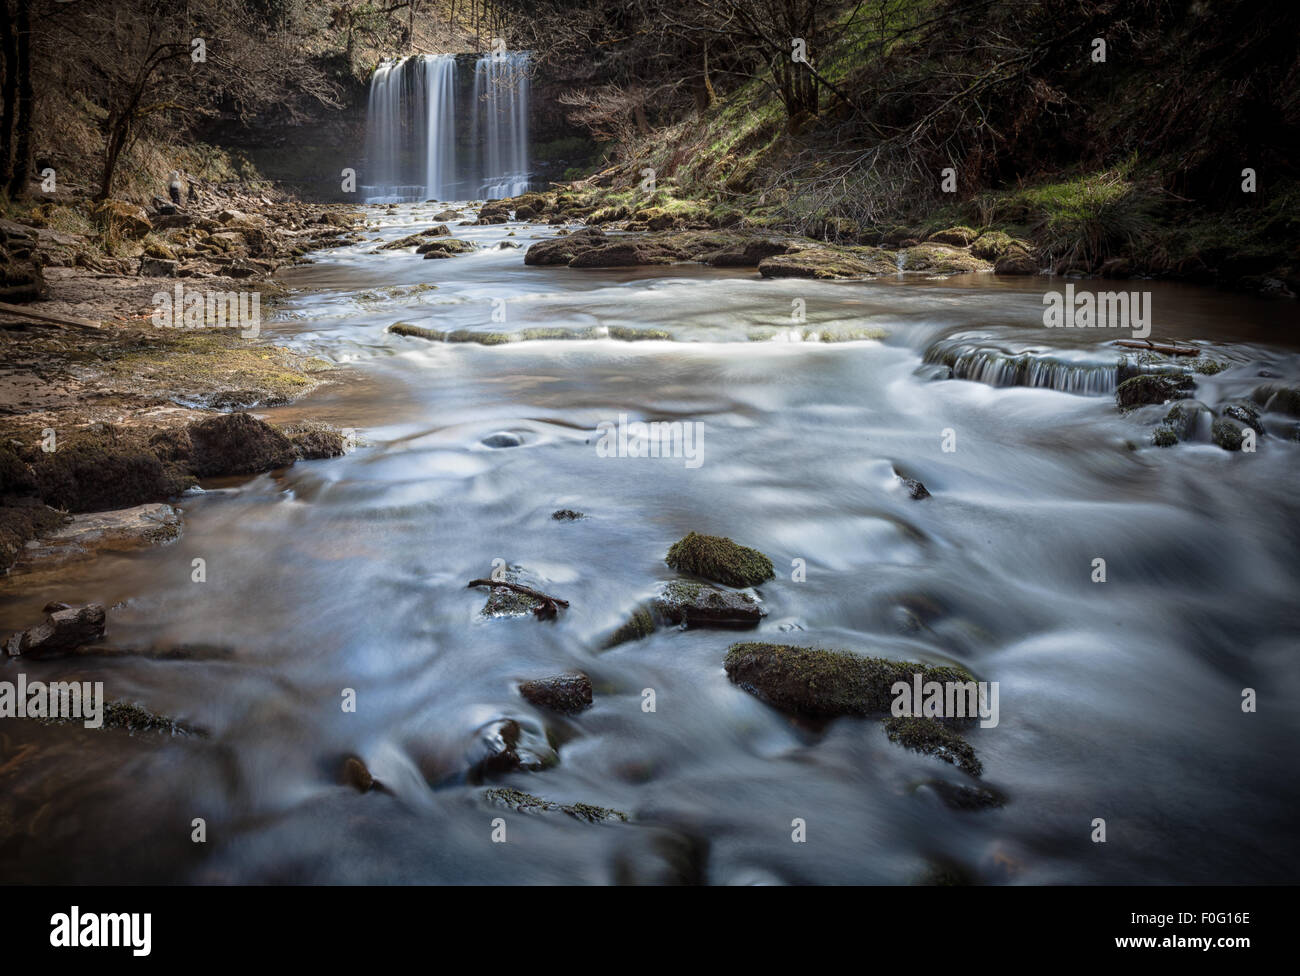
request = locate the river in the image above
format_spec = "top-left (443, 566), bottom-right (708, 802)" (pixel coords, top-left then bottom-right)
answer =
top-left (3, 203), bottom-right (1298, 884)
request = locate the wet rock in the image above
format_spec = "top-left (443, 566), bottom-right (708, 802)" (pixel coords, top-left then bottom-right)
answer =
top-left (341, 756), bottom-right (376, 793)
top-left (1211, 416), bottom-right (1251, 451)
top-left (993, 250), bottom-right (1038, 275)
top-left (483, 787), bottom-right (628, 824)
top-left (432, 209), bottom-right (462, 221)
top-left (969, 231), bottom-right (1021, 261)
top-left (519, 673), bottom-right (593, 714)
top-left (898, 476), bottom-right (930, 499)
top-left (0, 501), bottom-right (65, 573)
top-left (497, 241), bottom-right (521, 249)
top-left (665, 531), bottom-right (774, 588)
top-left (524, 228), bottom-right (607, 266)
top-left (1219, 399), bottom-right (1264, 434)
top-left (568, 240), bottom-right (684, 268)
top-left (651, 579), bottom-right (766, 628)
top-left (4, 603), bottom-right (107, 658)
top-left (883, 716), bottom-right (981, 776)
top-left (97, 701), bottom-right (204, 736)
top-left (481, 431), bottom-right (523, 448)
top-left (31, 430), bottom-right (192, 513)
top-left (706, 238), bottom-right (793, 267)
top-left (603, 606), bottom-right (656, 649)
top-left (723, 642), bottom-right (970, 719)
top-left (1157, 399), bottom-right (1211, 444)
top-left (418, 238), bottom-right (476, 256)
top-left (466, 718), bottom-right (558, 781)
top-left (1115, 373), bottom-right (1194, 410)
top-left (1251, 383), bottom-right (1300, 417)
top-left (925, 780), bottom-right (1006, 811)
top-left (758, 246), bottom-right (894, 279)
top-left (551, 509), bottom-right (584, 521)
top-left (186, 412), bottom-right (297, 476)
top-left (16, 503), bottom-right (180, 567)
top-left (280, 423), bottom-right (347, 460)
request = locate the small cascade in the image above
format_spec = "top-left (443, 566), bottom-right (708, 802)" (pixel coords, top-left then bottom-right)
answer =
top-left (921, 335), bottom-right (1184, 396)
top-left (363, 51), bottom-right (532, 203)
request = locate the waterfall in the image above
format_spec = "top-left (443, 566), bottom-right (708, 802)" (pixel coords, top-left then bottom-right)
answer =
top-left (363, 51), bottom-right (532, 203)
top-left (471, 52), bottom-right (531, 199)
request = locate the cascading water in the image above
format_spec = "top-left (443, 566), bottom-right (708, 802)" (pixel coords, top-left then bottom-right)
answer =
top-left (471, 52), bottom-right (531, 199)
top-left (363, 51), bottom-right (531, 203)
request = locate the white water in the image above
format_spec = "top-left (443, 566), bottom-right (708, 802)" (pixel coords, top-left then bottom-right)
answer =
top-left (363, 52), bottom-right (531, 203)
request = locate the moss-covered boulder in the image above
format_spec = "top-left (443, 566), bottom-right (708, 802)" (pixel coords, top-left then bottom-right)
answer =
top-left (1115, 373), bottom-right (1194, 410)
top-left (902, 244), bottom-right (992, 274)
top-left (1251, 383), bottom-right (1300, 417)
top-left (519, 673), bottom-right (593, 714)
top-left (883, 716), bottom-right (981, 776)
top-left (969, 231), bottom-right (1018, 261)
top-left (568, 240), bottom-right (686, 267)
top-left (665, 532), bottom-right (774, 588)
top-left (0, 501), bottom-right (65, 573)
top-left (32, 431), bottom-right (192, 512)
top-left (758, 245), bottom-right (894, 279)
top-left (524, 227), bottom-right (607, 266)
top-left (926, 226), bottom-right (979, 247)
top-left (651, 579), bottom-right (766, 627)
top-left (1211, 416), bottom-right (1251, 451)
top-left (993, 250), bottom-right (1038, 275)
top-left (418, 238), bottom-right (476, 257)
top-left (186, 412), bottom-right (297, 477)
top-left (723, 642), bottom-right (970, 718)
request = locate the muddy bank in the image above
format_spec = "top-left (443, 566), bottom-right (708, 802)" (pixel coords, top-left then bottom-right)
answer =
top-left (0, 183), bottom-right (366, 573)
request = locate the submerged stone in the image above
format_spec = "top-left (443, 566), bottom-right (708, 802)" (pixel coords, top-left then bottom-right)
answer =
top-left (4, 603), bottom-right (107, 658)
top-left (651, 579), bottom-right (766, 628)
top-left (519, 673), bottom-right (593, 714)
top-left (483, 787), bottom-right (628, 824)
top-left (723, 642), bottom-right (970, 719)
top-left (883, 716), bottom-right (981, 776)
top-left (603, 606), bottom-right (656, 648)
top-left (466, 718), bottom-right (557, 781)
top-left (342, 756), bottom-right (375, 793)
top-left (664, 531), bottom-right (774, 588)
top-left (1115, 373), bottom-right (1194, 410)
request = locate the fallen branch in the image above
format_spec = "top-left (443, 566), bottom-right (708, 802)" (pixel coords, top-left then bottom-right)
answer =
top-left (1114, 339), bottom-right (1200, 357)
top-left (0, 301), bottom-right (103, 331)
top-left (466, 579), bottom-right (570, 608)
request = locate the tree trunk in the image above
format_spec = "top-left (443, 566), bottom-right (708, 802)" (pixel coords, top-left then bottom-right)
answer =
top-left (6, 0), bottom-right (32, 198)
top-left (0, 0), bottom-right (17, 192)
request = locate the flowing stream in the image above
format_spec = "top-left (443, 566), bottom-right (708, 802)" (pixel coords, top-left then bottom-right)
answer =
top-left (3, 204), bottom-right (1299, 884)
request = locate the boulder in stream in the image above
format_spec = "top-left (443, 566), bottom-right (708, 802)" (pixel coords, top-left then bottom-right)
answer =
top-left (4, 603), bottom-right (107, 658)
top-left (723, 642), bottom-right (970, 718)
top-left (483, 787), bottom-right (628, 824)
top-left (883, 716), bottom-right (982, 777)
top-left (651, 579), bottom-right (766, 628)
top-left (519, 673), bottom-right (593, 714)
top-left (1115, 373), bottom-right (1194, 410)
top-left (665, 531), bottom-right (774, 588)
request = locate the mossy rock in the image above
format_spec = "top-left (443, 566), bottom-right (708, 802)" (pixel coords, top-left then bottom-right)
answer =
top-left (902, 244), bottom-right (992, 274)
top-left (604, 606), bottom-right (656, 648)
top-left (519, 673), bottom-right (593, 714)
top-left (31, 431), bottom-right (192, 513)
top-left (993, 250), bottom-right (1038, 275)
top-left (723, 642), bottom-right (971, 718)
top-left (757, 246), bottom-right (894, 280)
top-left (883, 716), bottom-right (981, 777)
top-left (1252, 383), bottom-right (1300, 416)
top-left (0, 502), bottom-right (66, 573)
top-left (651, 578), bottom-right (766, 628)
top-left (483, 787), bottom-right (628, 824)
top-left (969, 231), bottom-right (1024, 261)
top-left (186, 412), bottom-right (297, 477)
top-left (1211, 417), bottom-right (1250, 451)
top-left (665, 532), bottom-right (774, 588)
top-left (926, 226), bottom-right (978, 247)
top-left (1115, 373), bottom-right (1194, 410)
top-left (1157, 399), bottom-right (1211, 443)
